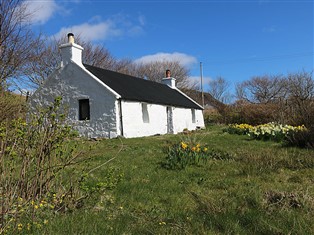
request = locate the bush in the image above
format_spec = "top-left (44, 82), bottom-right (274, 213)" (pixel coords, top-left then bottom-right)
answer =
top-left (0, 97), bottom-right (83, 234)
top-left (0, 92), bottom-right (26, 122)
top-left (284, 125), bottom-right (314, 149)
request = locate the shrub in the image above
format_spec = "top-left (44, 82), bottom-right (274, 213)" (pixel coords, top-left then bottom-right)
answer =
top-left (0, 91), bottom-right (26, 122)
top-left (284, 125), bottom-right (314, 149)
top-left (0, 97), bottom-right (83, 234)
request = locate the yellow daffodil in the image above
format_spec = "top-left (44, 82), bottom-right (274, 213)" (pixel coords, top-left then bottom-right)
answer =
top-left (181, 142), bottom-right (188, 150)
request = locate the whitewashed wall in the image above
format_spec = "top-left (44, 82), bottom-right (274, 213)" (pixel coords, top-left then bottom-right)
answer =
top-left (120, 100), bottom-right (205, 138)
top-left (172, 107), bottom-right (205, 134)
top-left (120, 101), bottom-right (168, 138)
top-left (30, 62), bottom-right (119, 139)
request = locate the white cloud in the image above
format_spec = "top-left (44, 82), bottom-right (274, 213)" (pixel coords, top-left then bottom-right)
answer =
top-left (23, 0), bottom-right (59, 24)
top-left (134, 52), bottom-right (197, 67)
top-left (52, 14), bottom-right (145, 41)
top-left (52, 20), bottom-right (121, 41)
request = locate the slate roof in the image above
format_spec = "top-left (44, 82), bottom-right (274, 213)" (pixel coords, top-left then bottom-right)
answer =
top-left (84, 64), bottom-right (202, 110)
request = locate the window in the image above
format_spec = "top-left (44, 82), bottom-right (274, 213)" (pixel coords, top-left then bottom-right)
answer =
top-left (191, 109), bottom-right (196, 123)
top-left (79, 99), bottom-right (90, 120)
top-left (142, 103), bottom-right (149, 123)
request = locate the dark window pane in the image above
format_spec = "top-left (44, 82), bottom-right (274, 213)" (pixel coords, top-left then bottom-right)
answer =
top-left (79, 99), bottom-right (90, 120)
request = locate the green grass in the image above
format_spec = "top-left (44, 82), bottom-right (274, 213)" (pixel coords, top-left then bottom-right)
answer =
top-left (36, 125), bottom-right (314, 234)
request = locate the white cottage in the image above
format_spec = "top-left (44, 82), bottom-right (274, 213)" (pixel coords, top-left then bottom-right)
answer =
top-left (30, 33), bottom-right (205, 138)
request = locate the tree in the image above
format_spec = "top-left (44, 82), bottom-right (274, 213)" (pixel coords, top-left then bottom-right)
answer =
top-left (134, 60), bottom-right (197, 90)
top-left (0, 0), bottom-right (38, 91)
top-left (286, 70), bottom-right (314, 126)
top-left (25, 35), bottom-right (119, 88)
top-left (236, 75), bottom-right (287, 104)
top-left (208, 76), bottom-right (231, 103)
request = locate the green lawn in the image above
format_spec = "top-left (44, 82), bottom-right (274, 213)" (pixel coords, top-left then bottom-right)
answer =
top-left (38, 125), bottom-right (314, 234)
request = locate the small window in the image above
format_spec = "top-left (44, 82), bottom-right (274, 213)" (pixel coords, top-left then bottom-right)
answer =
top-left (142, 103), bottom-right (149, 123)
top-left (191, 109), bottom-right (196, 123)
top-left (79, 99), bottom-right (90, 120)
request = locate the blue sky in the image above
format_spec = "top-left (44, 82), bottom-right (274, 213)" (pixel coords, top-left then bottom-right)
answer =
top-left (25, 0), bottom-right (313, 92)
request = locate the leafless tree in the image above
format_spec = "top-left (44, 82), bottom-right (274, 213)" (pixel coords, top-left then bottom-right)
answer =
top-left (25, 35), bottom-right (120, 88)
top-left (133, 61), bottom-right (196, 90)
top-left (0, 0), bottom-right (39, 91)
top-left (286, 70), bottom-right (314, 126)
top-left (208, 76), bottom-right (231, 103)
top-left (236, 75), bottom-right (287, 104)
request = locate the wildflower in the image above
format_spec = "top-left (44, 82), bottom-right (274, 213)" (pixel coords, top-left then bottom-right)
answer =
top-left (159, 221), bottom-right (166, 225)
top-left (191, 147), bottom-right (196, 152)
top-left (44, 219), bottom-right (48, 225)
top-left (203, 147), bottom-right (208, 152)
top-left (181, 142), bottom-right (188, 150)
top-left (34, 205), bottom-right (39, 209)
top-left (17, 223), bottom-right (23, 231)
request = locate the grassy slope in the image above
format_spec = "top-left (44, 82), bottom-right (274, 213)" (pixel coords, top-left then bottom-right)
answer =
top-left (40, 125), bottom-right (314, 234)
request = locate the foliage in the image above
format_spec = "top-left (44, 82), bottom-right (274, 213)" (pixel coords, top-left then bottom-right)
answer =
top-left (163, 142), bottom-right (209, 169)
top-left (163, 140), bottom-right (234, 169)
top-left (284, 125), bottom-right (314, 148)
top-left (0, 92), bottom-right (26, 122)
top-left (0, 97), bottom-right (83, 234)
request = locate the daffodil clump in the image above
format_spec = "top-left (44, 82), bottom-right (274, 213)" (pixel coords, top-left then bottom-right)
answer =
top-left (164, 141), bottom-right (209, 169)
top-left (248, 123), bottom-right (307, 141)
top-left (225, 123), bottom-right (254, 135)
top-left (226, 122), bottom-right (307, 142)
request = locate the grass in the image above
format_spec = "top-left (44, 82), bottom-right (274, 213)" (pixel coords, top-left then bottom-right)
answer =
top-left (33, 125), bottom-right (314, 234)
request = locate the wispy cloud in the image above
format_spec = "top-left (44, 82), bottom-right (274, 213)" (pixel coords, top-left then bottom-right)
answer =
top-left (134, 52), bottom-right (197, 68)
top-left (52, 20), bottom-right (121, 41)
top-left (52, 13), bottom-right (145, 41)
top-left (262, 25), bottom-right (277, 33)
top-left (23, 0), bottom-right (60, 25)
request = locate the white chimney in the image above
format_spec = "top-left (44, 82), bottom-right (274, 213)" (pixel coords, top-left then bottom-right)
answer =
top-left (162, 69), bottom-right (176, 88)
top-left (59, 33), bottom-right (84, 67)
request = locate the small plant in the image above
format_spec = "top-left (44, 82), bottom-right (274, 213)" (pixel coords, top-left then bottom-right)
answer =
top-left (163, 141), bottom-right (234, 170)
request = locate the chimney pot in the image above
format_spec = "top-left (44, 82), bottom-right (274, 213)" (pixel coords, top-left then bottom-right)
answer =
top-left (68, 33), bottom-right (74, 43)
